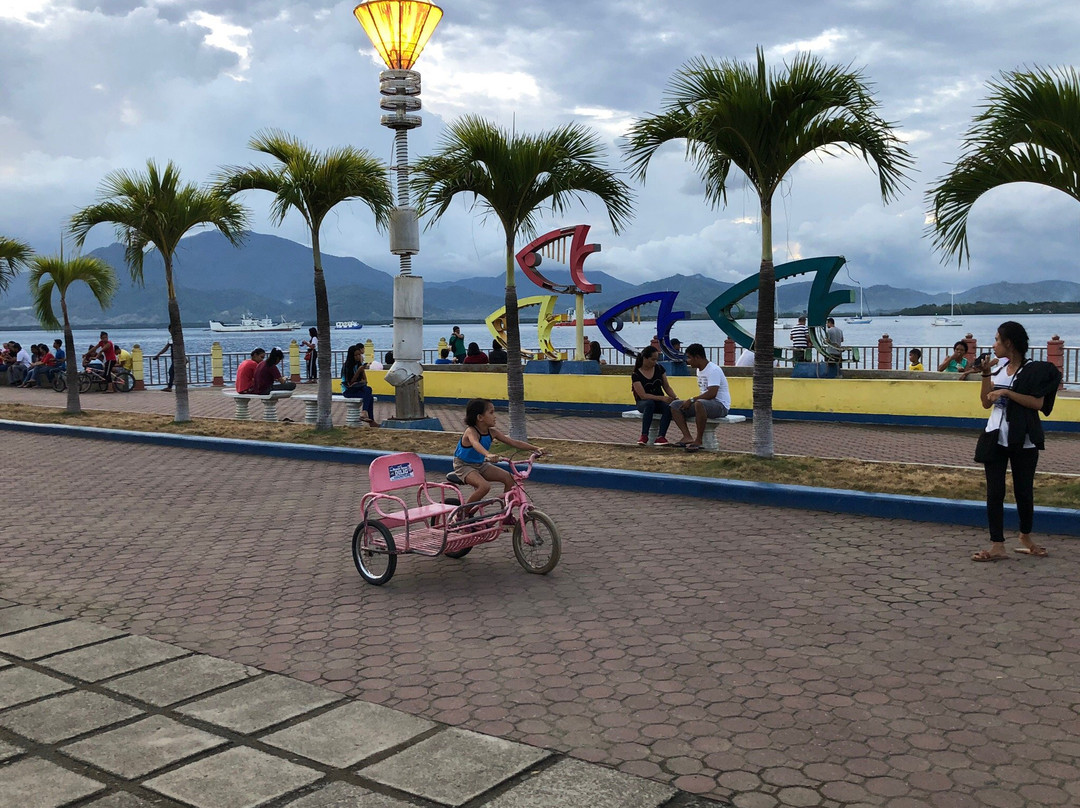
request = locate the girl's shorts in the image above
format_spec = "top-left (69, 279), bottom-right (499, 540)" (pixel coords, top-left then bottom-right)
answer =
top-left (452, 457), bottom-right (500, 480)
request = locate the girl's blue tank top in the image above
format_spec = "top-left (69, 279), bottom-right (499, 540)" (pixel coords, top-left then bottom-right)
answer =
top-left (455, 431), bottom-right (492, 464)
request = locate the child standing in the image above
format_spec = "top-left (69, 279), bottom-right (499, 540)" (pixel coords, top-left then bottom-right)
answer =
top-left (454, 398), bottom-right (544, 503)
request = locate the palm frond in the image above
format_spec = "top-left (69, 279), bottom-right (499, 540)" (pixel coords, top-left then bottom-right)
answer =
top-left (0, 236), bottom-right (34, 294)
top-left (927, 65), bottom-right (1080, 263)
top-left (28, 255), bottom-right (117, 330)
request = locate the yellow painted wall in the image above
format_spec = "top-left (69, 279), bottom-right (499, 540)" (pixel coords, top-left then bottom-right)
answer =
top-left (364, 370), bottom-right (1080, 423)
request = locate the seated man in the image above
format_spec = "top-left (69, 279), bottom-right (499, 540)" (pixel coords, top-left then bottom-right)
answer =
top-left (434, 348), bottom-right (454, 365)
top-left (21, 344), bottom-right (56, 387)
top-left (249, 347), bottom-right (296, 395)
top-left (8, 342), bottom-right (31, 385)
top-left (669, 342), bottom-right (731, 453)
top-left (488, 340), bottom-right (508, 364)
top-left (51, 339), bottom-right (67, 378)
top-left (115, 345), bottom-right (133, 371)
top-left (235, 347), bottom-right (266, 393)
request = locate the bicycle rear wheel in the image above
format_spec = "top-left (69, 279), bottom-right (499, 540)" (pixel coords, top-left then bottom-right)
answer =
top-left (52, 374), bottom-right (67, 392)
top-left (440, 497), bottom-right (472, 559)
top-left (512, 509), bottom-right (561, 574)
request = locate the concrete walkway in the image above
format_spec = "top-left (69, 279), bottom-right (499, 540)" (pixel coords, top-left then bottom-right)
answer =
top-left (2, 430), bottom-right (1078, 807)
top-left (2, 384), bottom-right (1078, 473)
top-left (0, 601), bottom-right (703, 808)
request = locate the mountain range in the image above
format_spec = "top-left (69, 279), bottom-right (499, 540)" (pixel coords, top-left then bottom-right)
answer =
top-left (1, 231), bottom-right (1078, 327)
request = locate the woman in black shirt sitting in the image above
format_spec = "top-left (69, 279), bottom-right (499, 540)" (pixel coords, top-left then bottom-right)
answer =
top-left (631, 345), bottom-right (677, 446)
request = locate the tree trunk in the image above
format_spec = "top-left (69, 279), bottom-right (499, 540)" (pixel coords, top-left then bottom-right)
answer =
top-left (751, 197), bottom-right (775, 458)
top-left (503, 231), bottom-right (527, 440)
top-left (164, 257), bottom-right (190, 423)
top-left (311, 228), bottom-right (333, 431)
top-left (60, 295), bottom-right (80, 414)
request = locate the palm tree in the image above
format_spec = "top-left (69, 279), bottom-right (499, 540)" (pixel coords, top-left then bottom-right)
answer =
top-left (624, 49), bottom-right (912, 458)
top-left (0, 236), bottom-right (33, 295)
top-left (413, 115), bottom-right (634, 439)
top-left (216, 130), bottom-right (394, 430)
top-left (928, 66), bottom-right (1080, 263)
top-left (71, 160), bottom-right (249, 422)
top-left (27, 255), bottom-right (117, 414)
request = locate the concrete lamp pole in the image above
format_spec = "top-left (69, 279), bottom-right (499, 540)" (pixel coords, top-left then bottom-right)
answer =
top-left (354, 0), bottom-right (443, 429)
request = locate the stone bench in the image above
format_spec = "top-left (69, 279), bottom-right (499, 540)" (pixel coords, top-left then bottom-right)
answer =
top-left (622, 408), bottom-right (747, 451)
top-left (294, 393), bottom-right (377, 427)
top-left (223, 390), bottom-right (294, 421)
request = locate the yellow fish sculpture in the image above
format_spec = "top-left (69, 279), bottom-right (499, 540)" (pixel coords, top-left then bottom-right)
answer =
top-left (485, 295), bottom-right (566, 360)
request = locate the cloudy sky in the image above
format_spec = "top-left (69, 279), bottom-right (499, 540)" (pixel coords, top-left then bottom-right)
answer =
top-left (2, 0), bottom-right (1078, 293)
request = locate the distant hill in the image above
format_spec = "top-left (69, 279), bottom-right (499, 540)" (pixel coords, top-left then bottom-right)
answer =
top-left (1, 231), bottom-right (1077, 327)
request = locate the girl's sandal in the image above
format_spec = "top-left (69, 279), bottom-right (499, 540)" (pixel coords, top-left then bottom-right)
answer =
top-left (972, 550), bottom-right (1009, 562)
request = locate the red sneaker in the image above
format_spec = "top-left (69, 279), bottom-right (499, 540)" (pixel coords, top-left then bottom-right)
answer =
top-left (637, 435), bottom-right (648, 445)
top-left (654, 436), bottom-right (670, 446)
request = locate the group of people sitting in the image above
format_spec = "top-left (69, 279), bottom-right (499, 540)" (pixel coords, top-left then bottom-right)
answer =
top-left (1, 339), bottom-right (66, 387)
top-left (436, 336), bottom-right (508, 365)
top-left (908, 340), bottom-right (991, 378)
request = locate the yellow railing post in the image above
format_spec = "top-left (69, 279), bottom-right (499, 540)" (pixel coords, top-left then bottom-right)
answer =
top-left (211, 342), bottom-right (224, 386)
top-left (365, 339), bottom-right (375, 364)
top-left (289, 340), bottom-right (301, 383)
top-left (131, 344), bottom-right (145, 391)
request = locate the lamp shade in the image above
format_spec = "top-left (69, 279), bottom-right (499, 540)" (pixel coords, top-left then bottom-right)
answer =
top-left (354, 0), bottom-right (443, 70)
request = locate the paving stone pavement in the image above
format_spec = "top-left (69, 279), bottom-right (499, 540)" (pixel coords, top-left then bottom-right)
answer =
top-left (2, 432), bottom-right (1079, 807)
top-left (2, 384), bottom-right (1078, 473)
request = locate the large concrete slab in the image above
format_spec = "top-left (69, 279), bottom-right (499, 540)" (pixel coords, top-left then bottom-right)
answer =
top-left (484, 758), bottom-right (677, 808)
top-left (105, 654), bottom-right (258, 706)
top-left (176, 674), bottom-right (339, 733)
top-left (83, 795), bottom-right (157, 808)
top-left (0, 605), bottom-right (65, 635)
top-left (284, 782), bottom-right (416, 808)
top-left (144, 747), bottom-right (321, 808)
top-left (0, 620), bottom-right (121, 660)
top-left (360, 728), bottom-right (549, 807)
top-left (39, 634), bottom-right (188, 682)
top-left (0, 739), bottom-right (24, 762)
top-left (262, 701), bottom-right (435, 768)
top-left (0, 691), bottom-right (142, 743)
top-left (0, 666), bottom-right (73, 710)
top-left (62, 714), bottom-right (228, 778)
top-left (0, 757), bottom-right (106, 808)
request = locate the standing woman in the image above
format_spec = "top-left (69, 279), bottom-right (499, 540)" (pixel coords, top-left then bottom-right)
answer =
top-left (302, 327), bottom-right (319, 383)
top-left (631, 345), bottom-right (677, 446)
top-left (972, 321), bottom-right (1061, 562)
top-left (341, 344), bottom-right (378, 427)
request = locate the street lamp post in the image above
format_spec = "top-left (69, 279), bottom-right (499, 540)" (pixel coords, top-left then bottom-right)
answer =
top-left (354, 0), bottom-right (443, 427)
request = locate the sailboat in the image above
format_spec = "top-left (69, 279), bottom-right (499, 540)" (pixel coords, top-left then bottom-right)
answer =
top-left (845, 283), bottom-right (872, 325)
top-left (931, 292), bottom-right (962, 326)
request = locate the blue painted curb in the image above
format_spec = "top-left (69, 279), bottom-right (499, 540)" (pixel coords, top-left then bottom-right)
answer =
top-left (4, 418), bottom-right (1078, 536)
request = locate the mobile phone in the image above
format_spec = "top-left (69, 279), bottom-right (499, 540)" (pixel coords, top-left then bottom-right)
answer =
top-left (977, 352), bottom-right (990, 364)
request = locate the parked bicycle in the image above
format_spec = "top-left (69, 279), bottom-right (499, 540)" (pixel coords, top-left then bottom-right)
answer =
top-left (52, 364), bottom-right (134, 393)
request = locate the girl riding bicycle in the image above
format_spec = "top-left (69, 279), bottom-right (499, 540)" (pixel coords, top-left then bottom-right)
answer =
top-left (454, 398), bottom-right (544, 504)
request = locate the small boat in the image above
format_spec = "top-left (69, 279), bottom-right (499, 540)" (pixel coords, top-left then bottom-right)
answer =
top-left (553, 308), bottom-right (602, 327)
top-left (335, 321), bottom-right (363, 330)
top-left (931, 292), bottom-right (962, 326)
top-left (845, 282), bottom-right (872, 325)
top-left (209, 313), bottom-right (303, 332)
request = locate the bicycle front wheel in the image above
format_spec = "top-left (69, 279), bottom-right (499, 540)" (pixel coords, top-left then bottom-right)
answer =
top-left (352, 519), bottom-right (396, 585)
top-left (115, 370), bottom-right (134, 392)
top-left (512, 509), bottom-right (561, 574)
top-left (78, 373), bottom-right (92, 393)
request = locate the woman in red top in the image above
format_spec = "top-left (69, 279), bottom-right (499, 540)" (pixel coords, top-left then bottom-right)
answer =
top-left (462, 342), bottom-right (489, 365)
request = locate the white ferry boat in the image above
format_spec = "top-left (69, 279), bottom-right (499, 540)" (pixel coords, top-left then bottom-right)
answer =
top-left (335, 321), bottom-right (364, 330)
top-left (208, 313), bottom-right (303, 332)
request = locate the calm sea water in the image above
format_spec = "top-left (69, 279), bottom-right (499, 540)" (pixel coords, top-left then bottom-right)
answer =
top-left (6, 313), bottom-right (1076, 357)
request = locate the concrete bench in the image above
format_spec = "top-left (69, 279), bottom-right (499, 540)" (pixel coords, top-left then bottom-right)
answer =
top-left (294, 393), bottom-right (377, 427)
top-left (622, 408), bottom-right (747, 451)
top-left (223, 390), bottom-right (294, 421)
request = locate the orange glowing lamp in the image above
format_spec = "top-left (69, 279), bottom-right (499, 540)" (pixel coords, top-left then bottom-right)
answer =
top-left (353, 0), bottom-right (443, 70)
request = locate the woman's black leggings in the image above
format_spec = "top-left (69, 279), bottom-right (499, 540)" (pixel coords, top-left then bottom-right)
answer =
top-left (984, 447), bottom-right (1039, 542)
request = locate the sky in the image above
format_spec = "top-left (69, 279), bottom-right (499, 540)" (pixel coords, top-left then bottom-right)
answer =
top-left (2, 0), bottom-right (1079, 294)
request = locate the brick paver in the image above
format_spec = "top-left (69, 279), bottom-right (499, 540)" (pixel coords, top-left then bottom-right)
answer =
top-left (3, 384), bottom-right (1078, 473)
top-left (1, 431), bottom-right (1077, 806)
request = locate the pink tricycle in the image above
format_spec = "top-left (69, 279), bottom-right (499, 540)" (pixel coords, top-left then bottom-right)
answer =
top-left (352, 451), bottom-right (561, 585)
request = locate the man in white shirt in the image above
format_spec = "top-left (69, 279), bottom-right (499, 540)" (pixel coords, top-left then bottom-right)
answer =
top-left (8, 342), bottom-right (31, 385)
top-left (669, 342), bottom-right (731, 453)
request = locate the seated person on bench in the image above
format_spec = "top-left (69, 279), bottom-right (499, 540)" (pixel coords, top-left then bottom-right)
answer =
top-left (452, 398), bottom-right (543, 504)
top-left (669, 342), bottom-right (731, 453)
top-left (249, 347), bottom-right (296, 394)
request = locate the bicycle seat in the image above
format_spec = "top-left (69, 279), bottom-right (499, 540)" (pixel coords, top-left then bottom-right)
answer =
top-left (446, 471), bottom-right (465, 485)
